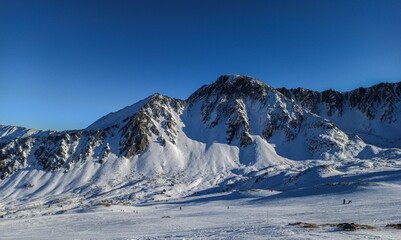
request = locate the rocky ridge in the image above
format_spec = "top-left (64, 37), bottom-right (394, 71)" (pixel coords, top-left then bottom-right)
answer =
top-left (278, 81), bottom-right (401, 147)
top-left (0, 75), bottom-right (400, 180)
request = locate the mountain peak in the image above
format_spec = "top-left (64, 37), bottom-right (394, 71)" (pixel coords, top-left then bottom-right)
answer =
top-left (217, 74), bottom-right (263, 85)
top-left (149, 92), bottom-right (163, 99)
top-left (188, 74), bottom-right (271, 103)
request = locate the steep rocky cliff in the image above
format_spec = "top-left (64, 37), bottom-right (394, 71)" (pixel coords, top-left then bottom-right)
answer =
top-left (278, 81), bottom-right (401, 147)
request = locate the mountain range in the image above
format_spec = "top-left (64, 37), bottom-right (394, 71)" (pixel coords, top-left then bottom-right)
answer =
top-left (1, 75), bottom-right (400, 214)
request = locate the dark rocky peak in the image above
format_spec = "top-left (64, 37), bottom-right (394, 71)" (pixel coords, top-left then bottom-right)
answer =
top-left (278, 81), bottom-right (401, 123)
top-left (141, 93), bottom-right (185, 115)
top-left (188, 75), bottom-right (274, 103)
top-left (185, 75), bottom-right (309, 148)
top-left (119, 93), bottom-right (184, 158)
top-left (346, 81), bottom-right (401, 122)
top-left (347, 81), bottom-right (401, 106)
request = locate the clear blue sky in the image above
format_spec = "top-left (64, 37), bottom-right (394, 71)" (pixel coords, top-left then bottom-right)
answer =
top-left (1, 0), bottom-right (401, 130)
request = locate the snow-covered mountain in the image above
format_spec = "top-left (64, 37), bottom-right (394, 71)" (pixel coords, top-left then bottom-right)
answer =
top-left (278, 82), bottom-right (401, 148)
top-left (1, 75), bottom-right (400, 214)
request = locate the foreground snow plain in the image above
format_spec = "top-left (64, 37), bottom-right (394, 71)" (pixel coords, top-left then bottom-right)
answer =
top-left (1, 177), bottom-right (401, 239)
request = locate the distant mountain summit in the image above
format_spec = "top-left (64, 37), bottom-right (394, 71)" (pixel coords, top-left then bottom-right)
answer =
top-left (1, 75), bottom-right (400, 208)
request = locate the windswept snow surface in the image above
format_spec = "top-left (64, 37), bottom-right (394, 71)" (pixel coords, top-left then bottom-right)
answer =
top-left (1, 179), bottom-right (401, 239)
top-left (1, 158), bottom-right (401, 239)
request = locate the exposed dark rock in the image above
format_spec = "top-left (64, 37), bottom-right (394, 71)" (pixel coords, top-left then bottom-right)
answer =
top-left (279, 81), bottom-right (401, 123)
top-left (278, 87), bottom-right (321, 114)
top-left (119, 95), bottom-right (184, 158)
top-left (0, 138), bottom-right (34, 179)
top-left (289, 222), bottom-right (375, 231)
top-left (386, 223), bottom-right (401, 229)
top-left (188, 75), bottom-right (271, 104)
top-left (337, 223), bottom-right (357, 231)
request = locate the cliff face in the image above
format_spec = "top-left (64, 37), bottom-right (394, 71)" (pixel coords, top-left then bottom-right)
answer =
top-left (278, 81), bottom-right (401, 147)
top-left (278, 82), bottom-right (401, 122)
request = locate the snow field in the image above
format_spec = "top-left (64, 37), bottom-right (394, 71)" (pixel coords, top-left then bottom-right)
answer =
top-left (1, 182), bottom-right (401, 239)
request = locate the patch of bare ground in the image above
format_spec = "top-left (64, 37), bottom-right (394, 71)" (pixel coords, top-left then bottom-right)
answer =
top-left (386, 223), bottom-right (401, 229)
top-left (289, 222), bottom-right (376, 231)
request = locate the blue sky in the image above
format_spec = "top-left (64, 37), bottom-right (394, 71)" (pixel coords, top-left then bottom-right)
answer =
top-left (1, 0), bottom-right (401, 130)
